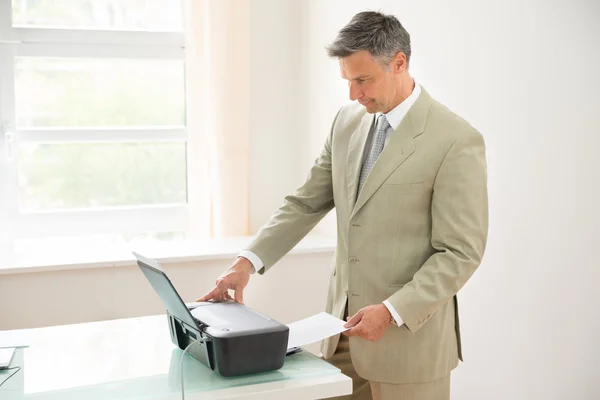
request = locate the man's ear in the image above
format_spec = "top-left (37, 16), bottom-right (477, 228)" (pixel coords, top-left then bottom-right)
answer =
top-left (392, 51), bottom-right (407, 74)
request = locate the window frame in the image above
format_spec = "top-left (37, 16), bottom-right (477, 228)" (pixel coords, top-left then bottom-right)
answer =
top-left (0, 0), bottom-right (199, 244)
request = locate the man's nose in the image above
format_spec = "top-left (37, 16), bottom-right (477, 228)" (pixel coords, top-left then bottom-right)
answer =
top-left (348, 81), bottom-right (361, 101)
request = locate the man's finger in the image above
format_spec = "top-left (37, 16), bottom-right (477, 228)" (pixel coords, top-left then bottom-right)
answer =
top-left (234, 285), bottom-right (245, 304)
top-left (344, 310), bottom-right (363, 328)
top-left (195, 286), bottom-right (221, 302)
top-left (195, 294), bottom-right (210, 302)
top-left (343, 325), bottom-right (363, 337)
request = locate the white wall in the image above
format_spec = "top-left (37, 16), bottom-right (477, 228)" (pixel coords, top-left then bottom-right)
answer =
top-left (303, 0), bottom-right (600, 399)
top-left (248, 0), bottom-right (308, 233)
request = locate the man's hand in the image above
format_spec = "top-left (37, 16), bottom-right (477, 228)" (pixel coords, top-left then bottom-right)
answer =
top-left (343, 304), bottom-right (392, 342)
top-left (196, 257), bottom-right (253, 304)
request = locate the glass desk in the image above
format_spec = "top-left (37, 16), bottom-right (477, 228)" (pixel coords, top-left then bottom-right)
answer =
top-left (0, 315), bottom-right (351, 399)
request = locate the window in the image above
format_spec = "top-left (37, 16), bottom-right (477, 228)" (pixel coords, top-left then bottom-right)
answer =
top-left (0, 0), bottom-right (194, 252)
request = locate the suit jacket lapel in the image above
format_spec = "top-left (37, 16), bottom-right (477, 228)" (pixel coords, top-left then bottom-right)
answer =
top-left (350, 89), bottom-right (432, 219)
top-left (346, 112), bottom-right (375, 212)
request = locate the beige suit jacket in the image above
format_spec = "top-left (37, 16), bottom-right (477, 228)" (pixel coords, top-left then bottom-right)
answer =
top-left (245, 87), bottom-right (488, 384)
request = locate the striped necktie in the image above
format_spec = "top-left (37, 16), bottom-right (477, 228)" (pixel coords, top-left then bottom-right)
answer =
top-left (357, 114), bottom-right (390, 197)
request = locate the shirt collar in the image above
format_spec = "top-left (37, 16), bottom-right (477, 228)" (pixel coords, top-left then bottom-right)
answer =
top-left (377, 80), bottom-right (422, 131)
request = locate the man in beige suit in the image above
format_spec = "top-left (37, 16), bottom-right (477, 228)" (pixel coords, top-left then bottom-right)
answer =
top-left (197, 11), bottom-right (488, 400)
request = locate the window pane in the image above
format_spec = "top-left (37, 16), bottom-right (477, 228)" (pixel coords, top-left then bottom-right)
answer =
top-left (18, 142), bottom-right (187, 211)
top-left (15, 57), bottom-right (185, 128)
top-left (11, 0), bottom-right (182, 32)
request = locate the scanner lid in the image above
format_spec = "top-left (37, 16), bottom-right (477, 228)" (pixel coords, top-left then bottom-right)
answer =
top-left (133, 251), bottom-right (198, 329)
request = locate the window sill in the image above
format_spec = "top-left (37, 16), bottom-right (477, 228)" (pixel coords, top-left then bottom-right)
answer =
top-left (0, 233), bottom-right (336, 275)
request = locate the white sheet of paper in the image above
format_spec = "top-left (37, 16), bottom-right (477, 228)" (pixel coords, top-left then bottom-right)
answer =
top-left (286, 312), bottom-right (349, 350)
top-left (0, 330), bottom-right (30, 349)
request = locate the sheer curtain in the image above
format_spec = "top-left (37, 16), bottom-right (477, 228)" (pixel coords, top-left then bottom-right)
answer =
top-left (184, 0), bottom-right (251, 239)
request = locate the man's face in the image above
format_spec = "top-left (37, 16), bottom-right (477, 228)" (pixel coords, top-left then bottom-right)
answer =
top-left (339, 50), bottom-right (401, 114)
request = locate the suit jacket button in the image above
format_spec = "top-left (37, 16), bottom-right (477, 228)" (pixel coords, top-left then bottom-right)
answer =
top-left (348, 256), bottom-right (357, 263)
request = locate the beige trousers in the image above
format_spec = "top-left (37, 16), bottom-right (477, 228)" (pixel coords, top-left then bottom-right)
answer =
top-left (324, 304), bottom-right (451, 400)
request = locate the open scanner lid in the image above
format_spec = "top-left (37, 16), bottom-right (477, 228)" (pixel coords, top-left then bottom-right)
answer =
top-left (133, 251), bottom-right (198, 329)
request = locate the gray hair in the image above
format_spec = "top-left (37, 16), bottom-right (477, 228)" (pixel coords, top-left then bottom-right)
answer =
top-left (326, 11), bottom-right (411, 67)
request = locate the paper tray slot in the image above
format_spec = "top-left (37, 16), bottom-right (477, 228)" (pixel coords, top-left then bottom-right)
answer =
top-left (168, 314), bottom-right (213, 370)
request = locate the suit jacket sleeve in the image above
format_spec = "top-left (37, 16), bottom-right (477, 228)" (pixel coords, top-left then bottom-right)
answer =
top-left (243, 109), bottom-right (341, 274)
top-left (388, 130), bottom-right (489, 332)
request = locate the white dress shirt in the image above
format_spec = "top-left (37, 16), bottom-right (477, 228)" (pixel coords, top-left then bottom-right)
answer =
top-left (239, 81), bottom-right (422, 328)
